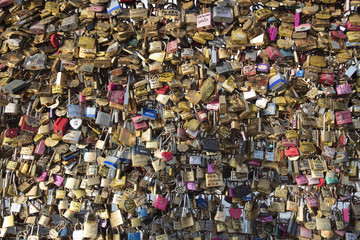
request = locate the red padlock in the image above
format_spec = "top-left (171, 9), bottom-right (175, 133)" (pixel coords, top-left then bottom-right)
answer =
top-left (161, 152), bottom-right (174, 162)
top-left (156, 85), bottom-right (169, 95)
top-left (331, 31), bottom-right (346, 39)
top-left (319, 73), bottom-right (335, 85)
top-left (317, 178), bottom-right (325, 187)
top-left (20, 115), bottom-right (39, 133)
top-left (54, 118), bottom-right (69, 137)
top-left (266, 46), bottom-right (284, 62)
top-left (284, 147), bottom-right (299, 157)
top-left (5, 128), bottom-right (18, 138)
top-left (50, 33), bottom-right (61, 49)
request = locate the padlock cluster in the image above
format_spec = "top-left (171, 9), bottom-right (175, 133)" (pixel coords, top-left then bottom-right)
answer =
top-left (2, 0), bottom-right (360, 239)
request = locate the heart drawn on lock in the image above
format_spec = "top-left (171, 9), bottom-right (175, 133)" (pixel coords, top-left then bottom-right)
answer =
top-left (70, 118), bottom-right (82, 129)
top-left (124, 199), bottom-right (135, 211)
top-left (229, 208), bottom-right (242, 220)
top-left (161, 151), bottom-right (174, 162)
top-left (175, 186), bottom-right (186, 194)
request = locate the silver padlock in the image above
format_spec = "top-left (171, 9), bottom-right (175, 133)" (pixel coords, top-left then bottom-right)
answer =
top-left (47, 188), bottom-right (55, 205)
top-left (212, 6), bottom-right (233, 23)
top-left (61, 14), bottom-right (78, 32)
top-left (95, 111), bottom-right (111, 127)
top-left (209, 46), bottom-right (217, 69)
top-left (4, 102), bottom-right (19, 115)
top-left (345, 61), bottom-right (359, 78)
top-left (85, 106), bottom-right (97, 118)
top-left (23, 54), bottom-right (47, 70)
top-left (67, 105), bottom-right (83, 118)
top-left (107, 167), bottom-right (117, 179)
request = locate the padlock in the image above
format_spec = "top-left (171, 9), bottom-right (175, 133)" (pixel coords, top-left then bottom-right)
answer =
top-left (61, 14), bottom-right (78, 31)
top-left (4, 102), bottom-right (19, 115)
top-left (266, 46), bottom-right (284, 62)
top-left (30, 21), bottom-right (46, 35)
top-left (95, 111), bottom-right (111, 127)
top-left (213, 6), bottom-right (233, 23)
top-left (54, 118), bottom-right (69, 137)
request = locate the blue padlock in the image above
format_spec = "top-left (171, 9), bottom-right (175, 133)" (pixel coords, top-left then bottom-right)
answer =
top-left (142, 108), bottom-right (157, 120)
top-left (296, 70), bottom-right (304, 78)
top-left (59, 227), bottom-right (68, 237)
top-left (197, 197), bottom-right (208, 209)
top-left (139, 208), bottom-right (149, 219)
top-left (128, 232), bottom-right (141, 240)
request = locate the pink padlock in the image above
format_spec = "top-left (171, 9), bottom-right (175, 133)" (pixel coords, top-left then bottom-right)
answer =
top-left (132, 115), bottom-right (147, 130)
top-left (186, 182), bottom-right (197, 191)
top-left (294, 12), bottom-right (300, 27)
top-left (335, 229), bottom-right (346, 237)
top-left (338, 133), bottom-right (347, 147)
top-left (300, 227), bottom-right (312, 239)
top-left (154, 195), bottom-right (168, 211)
top-left (295, 174), bottom-right (308, 185)
top-left (335, 110), bottom-right (353, 126)
top-left (306, 175), bottom-right (320, 185)
top-left (54, 175), bottom-right (65, 187)
top-left (79, 92), bottom-right (86, 104)
top-left (282, 138), bottom-right (297, 147)
top-left (268, 27), bottom-right (277, 41)
top-left (336, 84), bottom-right (352, 96)
top-left (295, 23), bottom-right (311, 32)
top-left (35, 172), bottom-right (48, 182)
top-left (207, 164), bottom-right (215, 173)
top-left (166, 39), bottom-right (178, 54)
top-left (343, 208), bottom-right (350, 222)
top-left (305, 196), bottom-right (320, 207)
top-left (266, 46), bottom-right (284, 62)
top-left (110, 90), bottom-right (125, 104)
top-left (90, 5), bottom-right (105, 12)
top-left (34, 140), bottom-right (46, 155)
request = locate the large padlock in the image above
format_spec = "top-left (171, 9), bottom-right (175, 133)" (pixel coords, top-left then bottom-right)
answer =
top-left (212, 6), bottom-right (233, 23)
top-left (61, 14), bottom-right (78, 31)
